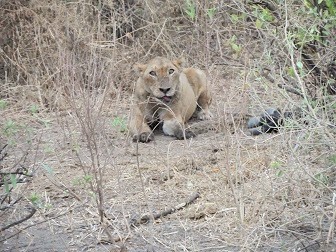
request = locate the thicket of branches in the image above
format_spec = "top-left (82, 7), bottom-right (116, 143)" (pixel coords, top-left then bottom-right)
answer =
top-left (1, 0), bottom-right (335, 101)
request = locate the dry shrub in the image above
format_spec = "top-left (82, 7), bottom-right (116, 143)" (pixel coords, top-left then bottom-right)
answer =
top-left (0, 0), bottom-right (144, 109)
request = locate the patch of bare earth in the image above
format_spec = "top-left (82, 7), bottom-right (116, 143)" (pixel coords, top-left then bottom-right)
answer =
top-left (1, 76), bottom-right (335, 251)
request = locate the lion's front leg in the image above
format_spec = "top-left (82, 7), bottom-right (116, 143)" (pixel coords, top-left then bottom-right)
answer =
top-left (197, 89), bottom-right (213, 120)
top-left (161, 114), bottom-right (195, 140)
top-left (129, 105), bottom-right (154, 143)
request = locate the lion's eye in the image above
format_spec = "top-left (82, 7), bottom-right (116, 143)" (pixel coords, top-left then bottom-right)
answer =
top-left (149, 71), bottom-right (156, 76)
top-left (168, 69), bottom-right (175, 75)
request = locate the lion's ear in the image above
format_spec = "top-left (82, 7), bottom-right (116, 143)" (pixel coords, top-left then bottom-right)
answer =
top-left (172, 57), bottom-right (185, 69)
top-left (133, 63), bottom-right (147, 76)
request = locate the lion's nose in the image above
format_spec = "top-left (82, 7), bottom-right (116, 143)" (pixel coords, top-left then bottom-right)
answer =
top-left (159, 88), bottom-right (171, 94)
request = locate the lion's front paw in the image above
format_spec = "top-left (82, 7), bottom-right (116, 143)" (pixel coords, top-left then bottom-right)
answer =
top-left (197, 110), bottom-right (213, 120)
top-left (133, 132), bottom-right (154, 143)
top-left (175, 129), bottom-right (196, 140)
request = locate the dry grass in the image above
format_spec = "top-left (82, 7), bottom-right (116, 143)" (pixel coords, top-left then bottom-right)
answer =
top-left (0, 0), bottom-right (335, 251)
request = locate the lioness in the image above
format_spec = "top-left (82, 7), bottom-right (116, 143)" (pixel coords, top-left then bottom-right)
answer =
top-left (129, 56), bottom-right (212, 142)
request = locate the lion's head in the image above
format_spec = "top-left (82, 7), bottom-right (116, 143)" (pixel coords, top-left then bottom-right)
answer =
top-left (134, 57), bottom-right (184, 103)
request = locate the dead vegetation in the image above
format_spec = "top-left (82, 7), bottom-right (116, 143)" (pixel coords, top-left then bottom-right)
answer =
top-left (0, 0), bottom-right (335, 251)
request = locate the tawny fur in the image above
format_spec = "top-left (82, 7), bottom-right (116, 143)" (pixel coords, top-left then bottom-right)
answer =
top-left (129, 56), bottom-right (212, 142)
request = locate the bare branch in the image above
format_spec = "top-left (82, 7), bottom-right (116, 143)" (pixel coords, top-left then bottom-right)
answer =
top-left (130, 192), bottom-right (200, 227)
top-left (0, 207), bottom-right (36, 232)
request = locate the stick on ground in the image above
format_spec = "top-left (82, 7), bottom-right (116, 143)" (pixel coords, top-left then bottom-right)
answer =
top-left (130, 192), bottom-right (200, 227)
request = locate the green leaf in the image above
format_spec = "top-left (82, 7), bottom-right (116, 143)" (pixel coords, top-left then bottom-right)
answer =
top-left (42, 163), bottom-right (54, 174)
top-left (262, 9), bottom-right (274, 22)
top-left (0, 100), bottom-right (7, 110)
top-left (30, 104), bottom-right (39, 114)
top-left (111, 116), bottom-right (127, 132)
top-left (314, 173), bottom-right (329, 185)
top-left (287, 67), bottom-right (295, 77)
top-left (329, 154), bottom-right (336, 164)
top-left (231, 14), bottom-right (239, 23)
top-left (207, 8), bottom-right (216, 19)
top-left (83, 174), bottom-right (93, 183)
top-left (276, 170), bottom-right (284, 177)
top-left (29, 192), bottom-right (40, 206)
top-left (256, 19), bottom-right (263, 29)
top-left (270, 160), bottom-right (282, 169)
top-left (10, 174), bottom-right (17, 188)
top-left (185, 0), bottom-right (196, 20)
top-left (3, 120), bottom-right (18, 137)
top-left (231, 43), bottom-right (241, 53)
top-left (296, 61), bottom-right (303, 69)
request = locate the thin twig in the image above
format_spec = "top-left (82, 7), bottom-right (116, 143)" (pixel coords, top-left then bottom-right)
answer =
top-left (0, 196), bottom-right (22, 211)
top-left (0, 144), bottom-right (8, 162)
top-left (0, 203), bottom-right (86, 242)
top-left (144, 19), bottom-right (167, 58)
top-left (260, 69), bottom-right (304, 98)
top-left (0, 172), bottom-right (33, 177)
top-left (327, 192), bottom-right (336, 243)
top-left (277, 83), bottom-right (304, 98)
top-left (0, 207), bottom-right (36, 232)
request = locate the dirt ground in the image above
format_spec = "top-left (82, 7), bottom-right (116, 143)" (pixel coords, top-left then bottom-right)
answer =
top-left (1, 72), bottom-right (335, 252)
top-left (0, 113), bottom-right (275, 252)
